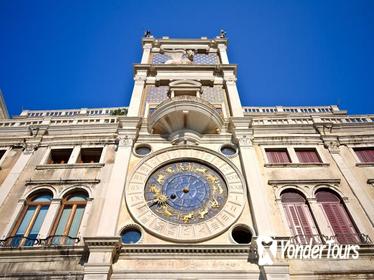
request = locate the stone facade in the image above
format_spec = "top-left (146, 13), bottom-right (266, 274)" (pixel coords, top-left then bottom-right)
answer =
top-left (0, 36), bottom-right (373, 280)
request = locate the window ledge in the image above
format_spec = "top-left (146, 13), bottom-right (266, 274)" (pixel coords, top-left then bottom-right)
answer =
top-left (264, 163), bottom-right (329, 168)
top-left (356, 163), bottom-right (374, 167)
top-left (36, 163), bottom-right (105, 170)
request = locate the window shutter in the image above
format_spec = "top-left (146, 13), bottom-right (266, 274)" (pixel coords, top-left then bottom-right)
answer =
top-left (266, 149), bottom-right (291, 163)
top-left (296, 149), bottom-right (321, 163)
top-left (322, 203), bottom-right (359, 244)
top-left (296, 205), bottom-right (313, 237)
top-left (283, 203), bottom-right (317, 244)
top-left (316, 190), bottom-right (360, 244)
top-left (355, 148), bottom-right (374, 163)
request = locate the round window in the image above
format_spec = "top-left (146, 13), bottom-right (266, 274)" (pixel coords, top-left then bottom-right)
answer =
top-left (231, 225), bottom-right (252, 244)
top-left (135, 145), bottom-right (151, 156)
top-left (220, 145), bottom-right (237, 156)
top-left (120, 227), bottom-right (142, 244)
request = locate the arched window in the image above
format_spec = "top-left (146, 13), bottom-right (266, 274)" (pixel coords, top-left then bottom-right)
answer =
top-left (316, 189), bottom-right (360, 244)
top-left (9, 191), bottom-right (53, 247)
top-left (50, 191), bottom-right (88, 245)
top-left (281, 190), bottom-right (319, 244)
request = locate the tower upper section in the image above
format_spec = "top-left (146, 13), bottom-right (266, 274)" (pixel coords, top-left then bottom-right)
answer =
top-left (127, 34), bottom-right (244, 134)
top-left (140, 35), bottom-right (229, 65)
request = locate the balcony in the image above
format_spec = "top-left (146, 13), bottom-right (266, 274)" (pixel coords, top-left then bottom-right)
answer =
top-left (0, 235), bottom-right (80, 248)
top-left (148, 95), bottom-right (224, 136)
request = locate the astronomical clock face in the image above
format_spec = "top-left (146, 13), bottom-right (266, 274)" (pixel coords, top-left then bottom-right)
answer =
top-left (144, 161), bottom-right (228, 224)
top-left (125, 149), bottom-right (245, 242)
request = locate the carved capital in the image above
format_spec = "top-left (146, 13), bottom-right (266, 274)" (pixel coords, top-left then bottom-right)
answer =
top-left (237, 135), bottom-right (253, 147)
top-left (217, 44), bottom-right (227, 51)
top-left (143, 43), bottom-right (152, 50)
top-left (134, 75), bottom-right (147, 82)
top-left (22, 142), bottom-right (38, 154)
top-left (324, 141), bottom-right (340, 154)
top-left (225, 78), bottom-right (237, 85)
top-left (117, 135), bottom-right (136, 147)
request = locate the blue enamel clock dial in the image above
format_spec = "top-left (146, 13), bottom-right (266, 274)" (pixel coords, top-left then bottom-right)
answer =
top-left (163, 172), bottom-right (210, 212)
top-left (144, 161), bottom-right (228, 224)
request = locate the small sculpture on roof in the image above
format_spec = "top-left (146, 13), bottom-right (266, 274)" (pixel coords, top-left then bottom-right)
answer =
top-left (219, 29), bottom-right (227, 38)
top-left (144, 30), bottom-right (152, 38)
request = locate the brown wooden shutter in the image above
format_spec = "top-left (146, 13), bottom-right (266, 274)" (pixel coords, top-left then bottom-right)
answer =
top-left (316, 190), bottom-right (360, 244)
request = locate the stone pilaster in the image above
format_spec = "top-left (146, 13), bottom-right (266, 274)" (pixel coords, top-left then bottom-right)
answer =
top-left (83, 237), bottom-right (121, 280)
top-left (0, 145), bottom-right (36, 207)
top-left (232, 118), bottom-right (273, 235)
top-left (224, 71), bottom-right (244, 117)
top-left (323, 138), bottom-right (374, 227)
top-left (95, 117), bottom-right (140, 236)
top-left (141, 43), bottom-right (152, 64)
top-left (260, 265), bottom-right (290, 280)
top-left (127, 71), bottom-right (147, 117)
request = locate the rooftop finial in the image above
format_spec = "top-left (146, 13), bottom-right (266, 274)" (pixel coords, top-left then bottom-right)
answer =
top-left (144, 30), bottom-right (152, 38)
top-left (219, 29), bottom-right (227, 38)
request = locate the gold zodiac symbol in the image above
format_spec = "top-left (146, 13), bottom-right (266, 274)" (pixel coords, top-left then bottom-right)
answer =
top-left (156, 174), bottom-right (165, 184)
top-left (161, 205), bottom-right (173, 217)
top-left (194, 167), bottom-right (207, 174)
top-left (182, 212), bottom-right (194, 223)
top-left (178, 163), bottom-right (191, 171)
top-left (150, 185), bottom-right (161, 194)
top-left (206, 174), bottom-right (218, 184)
top-left (212, 183), bottom-right (223, 194)
top-left (165, 167), bottom-right (175, 173)
top-left (210, 198), bottom-right (219, 208)
top-left (199, 208), bottom-right (209, 219)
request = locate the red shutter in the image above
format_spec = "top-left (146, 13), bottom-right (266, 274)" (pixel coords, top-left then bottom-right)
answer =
top-left (316, 190), bottom-right (360, 244)
top-left (266, 149), bottom-right (291, 163)
top-left (355, 148), bottom-right (374, 163)
top-left (296, 149), bottom-right (321, 163)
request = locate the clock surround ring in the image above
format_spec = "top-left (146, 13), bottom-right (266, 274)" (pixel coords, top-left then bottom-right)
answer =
top-left (125, 147), bottom-right (246, 242)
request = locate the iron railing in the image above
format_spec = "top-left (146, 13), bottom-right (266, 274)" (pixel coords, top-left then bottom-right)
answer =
top-left (0, 235), bottom-right (80, 248)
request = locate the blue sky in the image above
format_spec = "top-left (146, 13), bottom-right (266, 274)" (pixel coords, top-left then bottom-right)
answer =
top-left (0, 0), bottom-right (373, 116)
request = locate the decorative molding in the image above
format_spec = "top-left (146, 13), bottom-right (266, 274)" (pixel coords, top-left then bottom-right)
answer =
top-left (356, 163), bottom-right (374, 167)
top-left (84, 237), bottom-right (121, 248)
top-left (268, 179), bottom-right (341, 185)
top-left (25, 179), bottom-right (101, 185)
top-left (0, 246), bottom-right (85, 258)
top-left (120, 244), bottom-right (250, 255)
top-left (35, 163), bottom-right (105, 170)
top-left (264, 163), bottom-right (330, 168)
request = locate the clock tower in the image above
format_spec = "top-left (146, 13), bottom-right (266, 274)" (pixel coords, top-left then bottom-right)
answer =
top-left (98, 33), bottom-right (273, 279)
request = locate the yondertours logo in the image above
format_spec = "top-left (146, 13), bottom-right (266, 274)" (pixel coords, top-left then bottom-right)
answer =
top-left (257, 236), bottom-right (277, 265)
top-left (256, 235), bottom-right (360, 265)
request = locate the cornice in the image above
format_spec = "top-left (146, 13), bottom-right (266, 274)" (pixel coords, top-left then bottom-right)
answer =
top-left (134, 64), bottom-right (237, 76)
top-left (0, 246), bottom-right (85, 258)
top-left (26, 179), bottom-right (101, 185)
top-left (268, 179), bottom-right (341, 185)
top-left (142, 37), bottom-right (228, 48)
top-left (120, 244), bottom-right (250, 256)
top-left (35, 163), bottom-right (104, 170)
